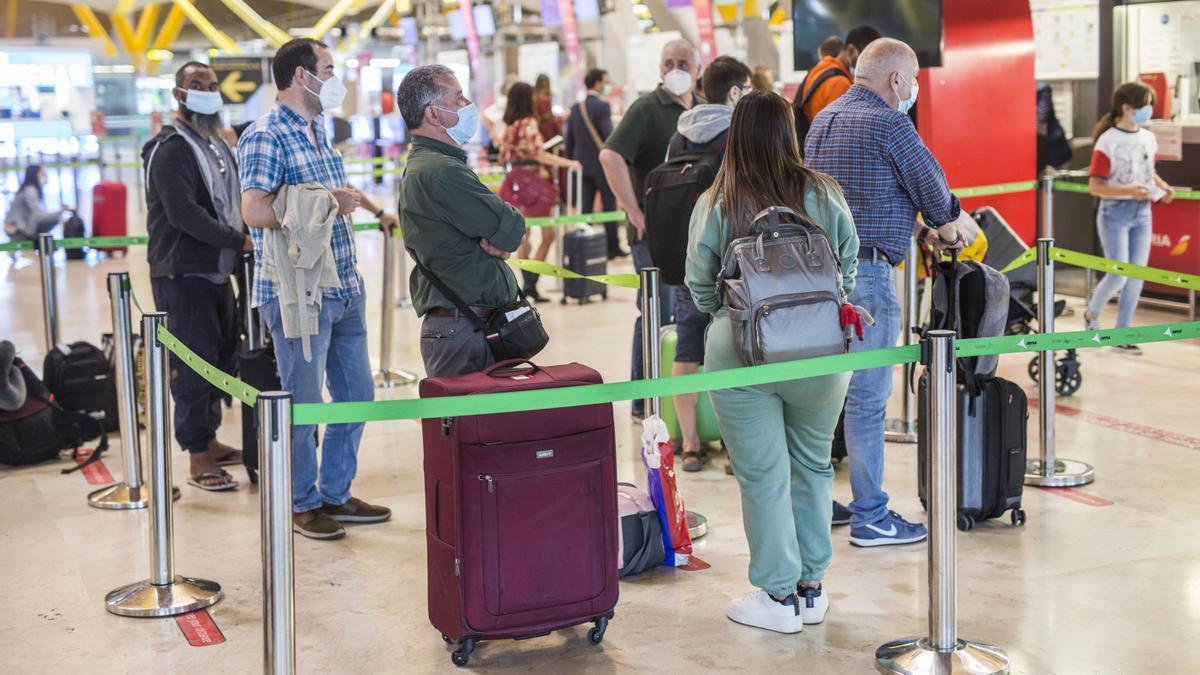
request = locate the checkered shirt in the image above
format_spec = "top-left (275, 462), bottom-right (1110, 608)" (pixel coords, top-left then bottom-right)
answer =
top-left (238, 101), bottom-right (361, 307)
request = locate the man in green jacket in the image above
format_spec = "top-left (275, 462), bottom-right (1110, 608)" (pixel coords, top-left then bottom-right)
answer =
top-left (395, 65), bottom-right (527, 377)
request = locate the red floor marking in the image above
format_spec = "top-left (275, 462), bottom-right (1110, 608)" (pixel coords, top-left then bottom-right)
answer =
top-left (74, 448), bottom-right (113, 485)
top-left (1035, 487), bottom-right (1114, 507)
top-left (1029, 399), bottom-right (1200, 451)
top-left (678, 556), bottom-right (710, 571)
top-left (175, 609), bottom-right (225, 647)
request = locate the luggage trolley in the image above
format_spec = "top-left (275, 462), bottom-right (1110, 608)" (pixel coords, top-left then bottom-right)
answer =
top-left (973, 207), bottom-right (1082, 396)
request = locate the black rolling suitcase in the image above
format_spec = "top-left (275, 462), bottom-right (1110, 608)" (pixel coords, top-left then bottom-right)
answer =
top-left (831, 407), bottom-right (847, 464)
top-left (235, 252), bottom-right (280, 483)
top-left (561, 225), bottom-right (608, 304)
top-left (918, 374), bottom-right (1028, 530)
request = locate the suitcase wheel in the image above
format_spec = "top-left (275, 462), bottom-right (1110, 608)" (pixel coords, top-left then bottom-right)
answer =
top-left (957, 512), bottom-right (976, 532)
top-left (1010, 508), bottom-right (1027, 527)
top-left (588, 615), bottom-right (610, 645)
top-left (451, 638), bottom-right (477, 667)
top-left (441, 634), bottom-right (453, 644)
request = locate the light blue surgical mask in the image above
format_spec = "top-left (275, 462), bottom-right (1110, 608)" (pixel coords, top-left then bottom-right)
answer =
top-left (1132, 104), bottom-right (1153, 126)
top-left (897, 74), bottom-right (919, 115)
top-left (434, 103), bottom-right (479, 146)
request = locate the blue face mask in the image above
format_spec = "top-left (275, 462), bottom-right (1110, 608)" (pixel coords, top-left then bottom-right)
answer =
top-left (434, 103), bottom-right (478, 146)
top-left (1132, 104), bottom-right (1153, 126)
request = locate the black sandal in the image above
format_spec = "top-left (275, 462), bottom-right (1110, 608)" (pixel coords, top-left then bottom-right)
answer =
top-left (682, 450), bottom-right (708, 472)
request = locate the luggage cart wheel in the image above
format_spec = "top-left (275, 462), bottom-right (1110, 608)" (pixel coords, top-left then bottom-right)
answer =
top-left (1055, 351), bottom-right (1083, 396)
top-left (451, 638), bottom-right (476, 667)
top-left (957, 512), bottom-right (975, 532)
top-left (1010, 509), bottom-right (1027, 527)
top-left (588, 615), bottom-right (609, 645)
top-left (441, 634), bottom-right (453, 644)
top-left (1027, 357), bottom-right (1040, 383)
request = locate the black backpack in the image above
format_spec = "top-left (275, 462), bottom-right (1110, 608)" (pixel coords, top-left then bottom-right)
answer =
top-left (643, 132), bottom-right (727, 285)
top-left (792, 66), bottom-right (850, 155)
top-left (63, 214), bottom-right (86, 260)
top-left (43, 341), bottom-right (119, 433)
top-left (0, 357), bottom-right (108, 470)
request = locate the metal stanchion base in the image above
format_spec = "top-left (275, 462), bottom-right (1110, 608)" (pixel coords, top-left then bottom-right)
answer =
top-left (87, 483), bottom-right (180, 510)
top-left (875, 637), bottom-right (1010, 675)
top-left (373, 369), bottom-right (419, 388)
top-left (104, 575), bottom-right (223, 617)
top-left (884, 419), bottom-right (918, 444)
top-left (687, 510), bottom-right (707, 540)
top-left (1023, 458), bottom-right (1095, 487)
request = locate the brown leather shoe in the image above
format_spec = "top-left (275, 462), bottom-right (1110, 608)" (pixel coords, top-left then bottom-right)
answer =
top-left (323, 497), bottom-right (392, 524)
top-left (293, 507), bottom-right (346, 540)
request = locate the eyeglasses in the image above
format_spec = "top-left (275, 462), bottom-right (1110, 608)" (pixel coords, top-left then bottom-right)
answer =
top-left (206, 141), bottom-right (228, 175)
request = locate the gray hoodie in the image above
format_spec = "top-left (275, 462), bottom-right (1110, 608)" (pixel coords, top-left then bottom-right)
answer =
top-left (675, 104), bottom-right (733, 145)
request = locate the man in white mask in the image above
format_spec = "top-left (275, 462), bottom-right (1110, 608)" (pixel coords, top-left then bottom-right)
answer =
top-left (240, 39), bottom-right (397, 540)
top-left (142, 62), bottom-right (253, 492)
top-left (804, 38), bottom-right (980, 548)
top-left (599, 39), bottom-right (701, 420)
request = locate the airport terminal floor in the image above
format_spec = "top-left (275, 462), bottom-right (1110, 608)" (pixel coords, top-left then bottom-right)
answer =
top-left (2, 193), bottom-right (1199, 673)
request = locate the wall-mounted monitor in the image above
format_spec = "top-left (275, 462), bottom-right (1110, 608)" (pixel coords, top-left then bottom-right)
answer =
top-left (792, 0), bottom-right (943, 71)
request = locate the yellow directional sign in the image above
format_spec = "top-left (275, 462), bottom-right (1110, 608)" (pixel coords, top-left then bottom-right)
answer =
top-left (210, 57), bottom-right (271, 105)
top-left (220, 71), bottom-right (257, 102)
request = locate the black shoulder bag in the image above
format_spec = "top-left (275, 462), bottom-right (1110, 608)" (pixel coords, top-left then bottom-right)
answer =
top-left (413, 257), bottom-right (550, 362)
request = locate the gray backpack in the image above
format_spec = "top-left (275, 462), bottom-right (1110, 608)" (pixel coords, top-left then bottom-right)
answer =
top-left (720, 206), bottom-right (846, 366)
top-left (930, 255), bottom-right (1010, 381)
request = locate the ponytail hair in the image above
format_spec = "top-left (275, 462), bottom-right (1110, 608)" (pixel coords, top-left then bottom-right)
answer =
top-left (1093, 81), bottom-right (1155, 141)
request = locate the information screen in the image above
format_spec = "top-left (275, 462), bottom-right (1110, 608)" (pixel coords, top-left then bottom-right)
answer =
top-left (792, 0), bottom-right (943, 70)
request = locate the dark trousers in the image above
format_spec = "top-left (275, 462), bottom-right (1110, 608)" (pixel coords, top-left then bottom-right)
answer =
top-left (581, 173), bottom-right (620, 256)
top-left (151, 276), bottom-right (238, 454)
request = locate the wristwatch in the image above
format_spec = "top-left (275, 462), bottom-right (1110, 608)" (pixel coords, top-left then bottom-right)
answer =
top-left (373, 208), bottom-right (384, 219)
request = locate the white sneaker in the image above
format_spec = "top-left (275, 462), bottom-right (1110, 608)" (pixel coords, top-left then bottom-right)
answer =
top-left (798, 584), bottom-right (829, 625)
top-left (726, 590), bottom-right (804, 634)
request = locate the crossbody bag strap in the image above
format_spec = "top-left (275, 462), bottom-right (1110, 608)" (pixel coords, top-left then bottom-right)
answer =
top-left (579, 100), bottom-right (605, 150)
top-left (410, 253), bottom-right (488, 333)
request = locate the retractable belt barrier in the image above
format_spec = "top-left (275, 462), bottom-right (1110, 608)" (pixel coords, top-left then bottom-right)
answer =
top-left (1001, 245), bottom-right (1200, 291)
top-left (150, 318), bottom-right (1200, 426)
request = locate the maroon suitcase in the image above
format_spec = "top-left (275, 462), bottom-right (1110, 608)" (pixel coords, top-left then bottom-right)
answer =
top-left (420, 359), bottom-right (619, 667)
top-left (91, 182), bottom-right (127, 254)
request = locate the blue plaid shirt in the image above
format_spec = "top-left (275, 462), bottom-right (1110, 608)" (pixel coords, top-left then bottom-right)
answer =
top-left (804, 85), bottom-right (960, 264)
top-left (238, 101), bottom-right (362, 308)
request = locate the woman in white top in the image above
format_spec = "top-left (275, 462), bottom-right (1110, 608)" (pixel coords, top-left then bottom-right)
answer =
top-left (1085, 81), bottom-right (1176, 354)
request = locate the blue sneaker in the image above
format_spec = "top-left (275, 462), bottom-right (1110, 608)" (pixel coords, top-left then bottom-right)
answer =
top-left (831, 501), bottom-right (852, 526)
top-left (849, 510), bottom-right (927, 548)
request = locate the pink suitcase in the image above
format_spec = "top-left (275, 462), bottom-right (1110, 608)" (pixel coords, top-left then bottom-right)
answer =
top-left (420, 359), bottom-right (619, 667)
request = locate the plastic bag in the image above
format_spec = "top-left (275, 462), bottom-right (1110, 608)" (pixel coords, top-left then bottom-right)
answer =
top-left (641, 415), bottom-right (693, 566)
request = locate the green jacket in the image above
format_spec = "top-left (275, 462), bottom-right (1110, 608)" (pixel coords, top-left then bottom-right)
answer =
top-left (398, 136), bottom-right (526, 316)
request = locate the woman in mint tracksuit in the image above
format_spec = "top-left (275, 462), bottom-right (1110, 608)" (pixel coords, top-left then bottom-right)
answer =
top-left (685, 91), bottom-right (859, 635)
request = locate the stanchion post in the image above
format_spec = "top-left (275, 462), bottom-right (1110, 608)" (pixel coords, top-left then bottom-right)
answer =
top-left (1189, 289), bottom-right (1197, 322)
top-left (875, 330), bottom-right (1009, 675)
top-left (259, 392), bottom-right (296, 675)
top-left (886, 237), bottom-right (919, 443)
top-left (89, 273), bottom-right (149, 509)
top-left (105, 312), bottom-right (223, 617)
top-left (395, 231), bottom-right (412, 309)
top-left (37, 233), bottom-right (60, 352)
top-left (1024, 236), bottom-right (1094, 487)
top-left (640, 267), bottom-right (662, 418)
top-left (374, 229), bottom-right (417, 387)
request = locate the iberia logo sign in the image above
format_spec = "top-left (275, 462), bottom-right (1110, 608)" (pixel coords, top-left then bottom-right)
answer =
top-left (1151, 233), bottom-right (1190, 256)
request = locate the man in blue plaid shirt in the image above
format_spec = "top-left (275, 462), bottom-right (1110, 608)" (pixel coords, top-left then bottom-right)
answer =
top-left (805, 38), bottom-right (979, 548)
top-left (240, 38), bottom-right (399, 541)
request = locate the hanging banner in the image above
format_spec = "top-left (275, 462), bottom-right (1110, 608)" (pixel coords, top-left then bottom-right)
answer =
top-left (557, 0), bottom-right (583, 99)
top-left (458, 0), bottom-right (485, 102)
top-left (541, 0), bottom-right (562, 27)
top-left (667, 0), bottom-right (692, 8)
top-left (694, 0), bottom-right (718, 65)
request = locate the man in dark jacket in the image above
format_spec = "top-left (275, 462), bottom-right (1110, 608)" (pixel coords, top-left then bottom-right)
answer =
top-left (565, 69), bottom-right (625, 259)
top-left (143, 61), bottom-right (252, 492)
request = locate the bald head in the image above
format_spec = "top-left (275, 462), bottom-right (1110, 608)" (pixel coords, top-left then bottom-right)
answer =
top-left (854, 38), bottom-right (919, 111)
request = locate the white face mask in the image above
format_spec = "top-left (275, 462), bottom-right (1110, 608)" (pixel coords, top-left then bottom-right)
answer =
top-left (896, 73), bottom-right (919, 114)
top-left (181, 89), bottom-right (222, 116)
top-left (304, 70), bottom-right (347, 112)
top-left (662, 69), bottom-right (693, 97)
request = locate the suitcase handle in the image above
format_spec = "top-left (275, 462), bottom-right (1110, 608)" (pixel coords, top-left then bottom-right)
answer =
top-left (482, 359), bottom-right (542, 377)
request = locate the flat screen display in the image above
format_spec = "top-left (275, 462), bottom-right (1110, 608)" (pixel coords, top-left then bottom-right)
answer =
top-left (792, 0), bottom-right (943, 70)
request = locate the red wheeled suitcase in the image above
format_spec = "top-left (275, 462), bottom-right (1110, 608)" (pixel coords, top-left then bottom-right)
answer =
top-left (420, 359), bottom-right (619, 667)
top-left (91, 182), bottom-right (127, 254)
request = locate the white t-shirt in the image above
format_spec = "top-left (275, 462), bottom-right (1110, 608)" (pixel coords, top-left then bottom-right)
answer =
top-left (1089, 126), bottom-right (1158, 199)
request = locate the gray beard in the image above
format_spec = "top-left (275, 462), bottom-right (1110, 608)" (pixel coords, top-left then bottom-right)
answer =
top-left (183, 110), bottom-right (222, 137)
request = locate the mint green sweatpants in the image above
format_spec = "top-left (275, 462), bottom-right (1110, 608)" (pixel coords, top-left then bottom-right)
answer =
top-left (705, 316), bottom-right (850, 598)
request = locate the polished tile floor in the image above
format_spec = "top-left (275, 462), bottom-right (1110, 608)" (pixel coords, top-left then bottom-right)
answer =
top-left (2, 200), bottom-right (1199, 674)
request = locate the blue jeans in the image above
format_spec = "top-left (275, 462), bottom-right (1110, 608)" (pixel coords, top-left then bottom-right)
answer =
top-left (630, 240), bottom-right (676, 408)
top-left (261, 294), bottom-right (375, 512)
top-left (1087, 199), bottom-right (1152, 329)
top-left (842, 260), bottom-right (903, 527)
